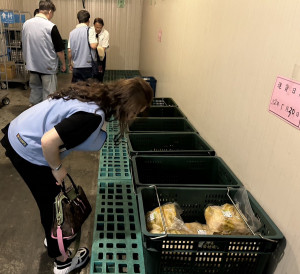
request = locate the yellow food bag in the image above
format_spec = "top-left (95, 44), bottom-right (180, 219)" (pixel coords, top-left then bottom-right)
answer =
top-left (146, 203), bottom-right (183, 233)
top-left (185, 222), bottom-right (214, 235)
top-left (205, 203), bottom-right (251, 235)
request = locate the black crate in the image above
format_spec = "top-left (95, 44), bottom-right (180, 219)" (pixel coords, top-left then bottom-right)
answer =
top-left (127, 133), bottom-right (215, 156)
top-left (128, 118), bottom-right (197, 133)
top-left (144, 248), bottom-right (271, 274)
top-left (138, 187), bottom-right (284, 274)
top-left (151, 98), bottom-right (177, 107)
top-left (132, 156), bottom-right (242, 187)
top-left (138, 106), bottom-right (186, 118)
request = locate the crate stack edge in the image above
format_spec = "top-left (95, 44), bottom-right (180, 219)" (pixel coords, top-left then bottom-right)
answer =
top-left (90, 119), bottom-right (146, 274)
top-left (127, 97), bottom-right (284, 274)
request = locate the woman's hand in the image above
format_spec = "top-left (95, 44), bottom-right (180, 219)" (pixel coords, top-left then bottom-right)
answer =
top-left (52, 165), bottom-right (68, 186)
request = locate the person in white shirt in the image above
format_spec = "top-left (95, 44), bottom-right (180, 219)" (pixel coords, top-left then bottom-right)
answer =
top-left (91, 18), bottom-right (109, 82)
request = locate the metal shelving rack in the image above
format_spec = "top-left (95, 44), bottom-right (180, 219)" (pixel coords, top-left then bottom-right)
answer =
top-left (0, 10), bottom-right (31, 91)
top-left (0, 11), bottom-right (9, 105)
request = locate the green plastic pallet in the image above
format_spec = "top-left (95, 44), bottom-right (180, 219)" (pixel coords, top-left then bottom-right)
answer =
top-left (100, 140), bottom-right (129, 160)
top-left (90, 181), bottom-right (145, 274)
top-left (98, 132), bottom-right (131, 180)
top-left (98, 136), bottom-right (131, 180)
top-left (98, 159), bottom-right (131, 180)
top-left (103, 133), bottom-right (127, 145)
top-left (106, 120), bottom-right (120, 134)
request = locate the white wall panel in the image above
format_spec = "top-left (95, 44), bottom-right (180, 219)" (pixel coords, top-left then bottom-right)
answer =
top-left (20, 0), bottom-right (142, 70)
top-left (140, 1), bottom-right (300, 273)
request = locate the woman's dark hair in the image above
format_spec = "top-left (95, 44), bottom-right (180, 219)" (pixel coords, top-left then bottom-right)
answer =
top-left (77, 10), bottom-right (90, 23)
top-left (49, 78), bottom-right (153, 136)
top-left (94, 18), bottom-right (104, 26)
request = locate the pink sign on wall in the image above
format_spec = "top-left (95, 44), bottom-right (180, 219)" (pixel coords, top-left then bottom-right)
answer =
top-left (269, 76), bottom-right (300, 129)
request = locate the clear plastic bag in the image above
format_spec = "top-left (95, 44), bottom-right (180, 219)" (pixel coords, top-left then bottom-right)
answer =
top-left (185, 222), bottom-right (214, 235)
top-left (204, 203), bottom-right (251, 235)
top-left (146, 202), bottom-right (186, 234)
top-left (233, 187), bottom-right (262, 233)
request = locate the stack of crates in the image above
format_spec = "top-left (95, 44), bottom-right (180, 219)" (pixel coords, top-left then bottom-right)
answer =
top-left (126, 97), bottom-right (284, 274)
top-left (90, 120), bottom-right (146, 274)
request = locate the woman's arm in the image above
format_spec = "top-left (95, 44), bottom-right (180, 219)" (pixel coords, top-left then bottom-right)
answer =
top-left (41, 127), bottom-right (67, 185)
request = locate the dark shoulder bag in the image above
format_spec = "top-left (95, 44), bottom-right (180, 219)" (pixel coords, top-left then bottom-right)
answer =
top-left (51, 174), bottom-right (92, 260)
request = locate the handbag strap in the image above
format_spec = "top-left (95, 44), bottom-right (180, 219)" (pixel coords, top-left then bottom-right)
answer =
top-left (61, 173), bottom-right (79, 197)
top-left (55, 192), bottom-right (66, 226)
top-left (57, 228), bottom-right (81, 260)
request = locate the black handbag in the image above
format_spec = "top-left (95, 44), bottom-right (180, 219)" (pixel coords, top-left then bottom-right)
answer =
top-left (51, 174), bottom-right (92, 260)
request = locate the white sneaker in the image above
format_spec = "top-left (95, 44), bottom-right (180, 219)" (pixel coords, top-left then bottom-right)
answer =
top-left (53, 247), bottom-right (89, 274)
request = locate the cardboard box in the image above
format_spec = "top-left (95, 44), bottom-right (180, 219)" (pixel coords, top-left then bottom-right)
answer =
top-left (0, 61), bottom-right (16, 80)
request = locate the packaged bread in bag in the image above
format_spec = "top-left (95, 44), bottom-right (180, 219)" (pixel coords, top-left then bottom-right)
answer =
top-left (205, 203), bottom-right (251, 235)
top-left (146, 203), bottom-right (184, 233)
top-left (185, 222), bottom-right (214, 235)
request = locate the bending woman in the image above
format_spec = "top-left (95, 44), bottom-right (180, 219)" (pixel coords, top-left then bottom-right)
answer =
top-left (1, 78), bottom-right (153, 274)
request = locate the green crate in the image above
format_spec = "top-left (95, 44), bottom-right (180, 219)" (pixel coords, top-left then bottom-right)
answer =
top-left (128, 118), bottom-right (197, 133)
top-left (138, 187), bottom-right (284, 274)
top-left (126, 133), bottom-right (215, 156)
top-left (151, 98), bottom-right (178, 107)
top-left (138, 106), bottom-right (186, 118)
top-left (90, 181), bottom-right (145, 274)
top-left (132, 156), bottom-right (242, 187)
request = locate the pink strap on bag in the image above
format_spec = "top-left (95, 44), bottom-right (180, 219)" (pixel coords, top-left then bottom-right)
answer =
top-left (57, 226), bottom-right (69, 260)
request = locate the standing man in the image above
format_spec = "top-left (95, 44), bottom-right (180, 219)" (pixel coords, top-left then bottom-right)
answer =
top-left (68, 10), bottom-right (98, 83)
top-left (91, 18), bottom-right (109, 82)
top-left (22, 1), bottom-right (66, 106)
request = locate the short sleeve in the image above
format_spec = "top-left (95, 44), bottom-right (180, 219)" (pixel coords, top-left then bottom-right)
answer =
top-left (100, 31), bottom-right (109, 48)
top-left (51, 25), bottom-right (65, 52)
top-left (54, 112), bottom-right (102, 150)
top-left (89, 27), bottom-right (98, 44)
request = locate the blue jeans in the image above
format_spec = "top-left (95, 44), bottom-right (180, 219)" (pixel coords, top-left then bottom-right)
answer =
top-left (29, 72), bottom-right (57, 105)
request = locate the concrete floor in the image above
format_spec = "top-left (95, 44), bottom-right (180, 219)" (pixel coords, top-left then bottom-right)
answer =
top-left (0, 74), bottom-right (99, 274)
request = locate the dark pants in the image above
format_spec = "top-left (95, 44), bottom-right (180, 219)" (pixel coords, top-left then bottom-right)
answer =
top-left (97, 54), bottom-right (107, 83)
top-left (1, 125), bottom-right (72, 258)
top-left (71, 67), bottom-right (93, 83)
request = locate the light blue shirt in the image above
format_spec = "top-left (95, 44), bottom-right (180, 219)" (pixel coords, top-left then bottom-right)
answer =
top-left (8, 98), bottom-right (106, 166)
top-left (69, 25), bottom-right (97, 68)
